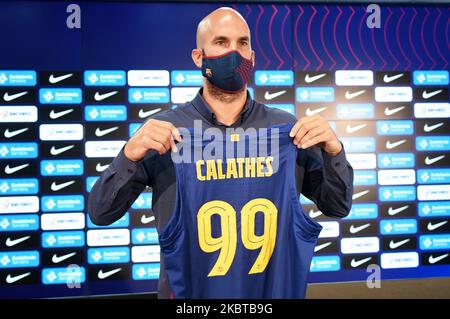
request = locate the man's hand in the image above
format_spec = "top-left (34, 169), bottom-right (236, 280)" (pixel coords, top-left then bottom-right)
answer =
top-left (289, 115), bottom-right (342, 156)
top-left (124, 119), bottom-right (182, 162)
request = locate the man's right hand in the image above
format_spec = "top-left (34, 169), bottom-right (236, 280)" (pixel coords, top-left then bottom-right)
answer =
top-left (124, 119), bottom-right (182, 162)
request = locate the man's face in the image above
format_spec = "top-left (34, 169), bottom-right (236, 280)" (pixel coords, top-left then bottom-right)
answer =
top-left (195, 12), bottom-right (255, 64)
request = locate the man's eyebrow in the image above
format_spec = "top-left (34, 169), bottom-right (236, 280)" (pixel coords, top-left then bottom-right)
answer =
top-left (211, 36), bottom-right (250, 42)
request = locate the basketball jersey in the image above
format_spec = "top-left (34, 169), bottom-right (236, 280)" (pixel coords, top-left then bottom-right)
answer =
top-left (158, 123), bottom-right (323, 298)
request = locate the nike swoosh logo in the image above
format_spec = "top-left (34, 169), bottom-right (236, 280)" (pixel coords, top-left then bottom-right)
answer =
top-left (141, 215), bottom-right (155, 224)
top-left (383, 73), bottom-right (404, 83)
top-left (4, 127), bottom-right (29, 138)
top-left (264, 90), bottom-right (287, 100)
top-left (352, 190), bottom-right (369, 200)
top-left (425, 155), bottom-right (445, 165)
top-left (386, 139), bottom-right (406, 150)
top-left (306, 106), bottom-right (326, 116)
top-left (96, 163), bottom-right (109, 172)
top-left (314, 242), bottom-right (332, 252)
top-left (138, 108), bottom-right (161, 118)
top-left (98, 268), bottom-right (122, 279)
top-left (422, 89), bottom-right (443, 99)
top-left (51, 180), bottom-right (75, 191)
top-left (424, 122), bottom-right (444, 132)
top-left (94, 91), bottom-right (118, 101)
top-left (428, 253), bottom-right (449, 264)
top-left (308, 209), bottom-right (322, 219)
top-left (49, 108), bottom-right (74, 119)
top-left (5, 236), bottom-right (31, 247)
top-left (389, 238), bottom-right (410, 249)
top-left (384, 106), bottom-right (405, 116)
top-left (346, 123), bottom-right (367, 134)
top-left (52, 252), bottom-right (76, 264)
top-left (345, 89), bottom-right (366, 100)
top-left (350, 257), bottom-right (372, 268)
top-left (95, 126), bottom-right (119, 137)
top-left (388, 205), bottom-right (409, 216)
top-left (304, 73), bottom-right (326, 83)
top-left (427, 221), bottom-right (448, 231)
top-left (349, 223), bottom-right (371, 234)
top-left (6, 272), bottom-right (31, 284)
top-left (50, 145), bottom-right (74, 156)
top-left (3, 91), bottom-right (28, 102)
top-left (4, 163), bottom-right (29, 174)
top-left (49, 73), bottom-right (73, 84)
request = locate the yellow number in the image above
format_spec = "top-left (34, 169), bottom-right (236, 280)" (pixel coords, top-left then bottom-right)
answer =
top-left (197, 200), bottom-right (237, 277)
top-left (197, 198), bottom-right (278, 277)
top-left (241, 198), bottom-right (278, 274)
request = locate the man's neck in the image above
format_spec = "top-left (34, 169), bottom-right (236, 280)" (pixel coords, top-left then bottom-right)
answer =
top-left (202, 83), bottom-right (248, 126)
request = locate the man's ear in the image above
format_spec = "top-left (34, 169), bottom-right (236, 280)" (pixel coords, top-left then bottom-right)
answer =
top-left (251, 50), bottom-right (255, 67)
top-left (192, 48), bottom-right (203, 68)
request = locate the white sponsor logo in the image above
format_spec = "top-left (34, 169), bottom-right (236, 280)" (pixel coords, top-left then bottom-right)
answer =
top-left (350, 257), bottom-right (372, 267)
top-left (306, 106), bottom-right (326, 116)
top-left (5, 236), bottom-right (30, 247)
top-left (335, 70), bottom-right (373, 86)
top-left (0, 196), bottom-right (39, 214)
top-left (52, 252), bottom-right (76, 264)
top-left (0, 106), bottom-right (37, 123)
top-left (85, 141), bottom-right (126, 158)
top-left (4, 127), bottom-right (28, 138)
top-left (3, 91), bottom-right (28, 102)
top-left (96, 163), bottom-right (109, 172)
top-left (6, 272), bottom-right (31, 284)
top-left (87, 229), bottom-right (130, 247)
top-left (39, 124), bottom-right (83, 141)
top-left (425, 155), bottom-right (445, 165)
top-left (349, 223), bottom-right (371, 234)
top-left (424, 122), bottom-right (444, 132)
top-left (346, 153), bottom-right (376, 170)
top-left (318, 221), bottom-right (340, 238)
top-left (344, 89), bottom-right (366, 100)
top-left (50, 145), bottom-right (74, 156)
top-left (378, 169), bottom-right (415, 185)
top-left (422, 89), bottom-right (442, 99)
top-left (141, 214), bottom-right (155, 224)
top-left (98, 268), bottom-right (122, 279)
top-left (418, 185), bottom-right (450, 201)
top-left (381, 252), bottom-right (418, 269)
top-left (171, 87), bottom-right (200, 104)
top-left (341, 237), bottom-right (379, 254)
top-left (346, 123), bottom-right (367, 134)
top-left (314, 241), bottom-right (332, 252)
top-left (389, 238), bottom-right (410, 249)
top-left (49, 73), bottom-right (73, 84)
top-left (51, 180), bottom-right (75, 191)
top-left (131, 245), bottom-right (160, 263)
top-left (383, 73), bottom-right (404, 83)
top-left (264, 90), bottom-right (287, 100)
top-left (427, 221), bottom-right (448, 231)
top-left (94, 91), bottom-right (118, 101)
top-left (305, 73), bottom-right (326, 83)
top-left (414, 103), bottom-right (450, 118)
top-left (385, 139), bottom-right (407, 150)
top-left (375, 87), bottom-right (412, 102)
top-left (388, 205), bottom-right (409, 216)
top-left (384, 106), bottom-right (405, 116)
top-left (49, 108), bottom-right (74, 119)
top-left (308, 209), bottom-right (322, 219)
top-left (352, 190), bottom-right (369, 200)
top-left (138, 108), bottom-right (161, 118)
top-left (428, 253), bottom-right (449, 264)
top-left (41, 213), bottom-right (85, 230)
top-left (127, 70), bottom-right (170, 86)
top-left (4, 163), bottom-right (29, 174)
top-left (95, 126), bottom-right (119, 137)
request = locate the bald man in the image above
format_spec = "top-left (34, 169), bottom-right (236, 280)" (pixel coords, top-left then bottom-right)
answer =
top-left (88, 7), bottom-right (353, 298)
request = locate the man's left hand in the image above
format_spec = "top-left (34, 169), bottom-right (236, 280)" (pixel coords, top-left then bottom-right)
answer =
top-left (289, 115), bottom-right (342, 156)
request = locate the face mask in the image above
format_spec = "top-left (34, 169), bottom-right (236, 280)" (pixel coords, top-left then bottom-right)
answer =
top-left (201, 49), bottom-right (254, 93)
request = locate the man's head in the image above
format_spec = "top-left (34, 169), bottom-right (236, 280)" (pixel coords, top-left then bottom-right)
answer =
top-left (192, 7), bottom-right (255, 100)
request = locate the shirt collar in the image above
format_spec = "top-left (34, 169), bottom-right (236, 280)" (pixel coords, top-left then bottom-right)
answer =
top-left (191, 87), bottom-right (254, 127)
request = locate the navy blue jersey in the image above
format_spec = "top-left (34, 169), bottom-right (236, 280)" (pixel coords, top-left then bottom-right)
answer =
top-left (158, 123), bottom-right (323, 298)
